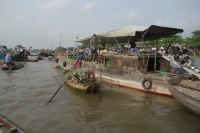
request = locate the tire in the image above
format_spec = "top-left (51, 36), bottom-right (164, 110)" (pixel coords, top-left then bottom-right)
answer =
top-left (56, 58), bottom-right (59, 63)
top-left (63, 61), bottom-right (67, 67)
top-left (142, 79), bottom-right (152, 89)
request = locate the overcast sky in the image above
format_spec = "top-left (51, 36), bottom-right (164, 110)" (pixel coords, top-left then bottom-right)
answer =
top-left (0, 0), bottom-right (199, 49)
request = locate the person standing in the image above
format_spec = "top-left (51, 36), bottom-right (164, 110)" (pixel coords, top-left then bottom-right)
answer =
top-left (90, 34), bottom-right (101, 63)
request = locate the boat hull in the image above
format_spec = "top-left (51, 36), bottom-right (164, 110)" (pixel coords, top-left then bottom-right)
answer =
top-left (166, 81), bottom-right (200, 115)
top-left (66, 80), bottom-right (99, 93)
top-left (26, 59), bottom-right (38, 62)
top-left (1, 62), bottom-right (24, 70)
top-left (0, 114), bottom-right (25, 133)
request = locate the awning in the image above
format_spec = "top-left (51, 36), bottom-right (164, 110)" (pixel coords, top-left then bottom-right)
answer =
top-left (142, 25), bottom-right (184, 41)
top-left (69, 25), bottom-right (183, 44)
top-left (73, 26), bottom-right (147, 44)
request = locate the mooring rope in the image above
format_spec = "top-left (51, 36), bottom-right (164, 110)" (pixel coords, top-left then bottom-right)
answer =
top-left (142, 54), bottom-right (149, 67)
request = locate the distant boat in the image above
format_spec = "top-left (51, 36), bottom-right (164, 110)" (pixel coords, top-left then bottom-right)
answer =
top-left (0, 114), bottom-right (25, 133)
top-left (26, 59), bottom-right (38, 62)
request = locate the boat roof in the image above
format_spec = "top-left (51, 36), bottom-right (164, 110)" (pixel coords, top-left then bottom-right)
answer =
top-left (70, 25), bottom-right (183, 44)
top-left (141, 25), bottom-right (184, 41)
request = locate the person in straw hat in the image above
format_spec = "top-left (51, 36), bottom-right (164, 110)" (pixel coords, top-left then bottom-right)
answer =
top-left (74, 49), bottom-right (85, 68)
top-left (5, 53), bottom-right (14, 66)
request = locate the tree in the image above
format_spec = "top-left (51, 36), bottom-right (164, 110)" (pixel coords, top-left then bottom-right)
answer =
top-left (141, 35), bottom-right (185, 48)
top-left (55, 47), bottom-right (66, 52)
top-left (78, 43), bottom-right (88, 49)
top-left (186, 30), bottom-right (200, 46)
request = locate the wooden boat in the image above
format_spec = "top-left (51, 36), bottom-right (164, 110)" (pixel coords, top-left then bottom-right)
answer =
top-left (1, 62), bottom-right (24, 70)
top-left (48, 56), bottom-right (56, 61)
top-left (26, 59), bottom-right (38, 62)
top-left (0, 114), bottom-right (25, 133)
top-left (166, 77), bottom-right (200, 115)
top-left (65, 69), bottom-right (100, 93)
top-left (37, 57), bottom-right (43, 60)
top-left (162, 37), bottom-right (200, 115)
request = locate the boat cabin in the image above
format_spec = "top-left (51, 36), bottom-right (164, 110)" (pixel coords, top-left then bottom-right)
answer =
top-left (96, 53), bottom-right (170, 74)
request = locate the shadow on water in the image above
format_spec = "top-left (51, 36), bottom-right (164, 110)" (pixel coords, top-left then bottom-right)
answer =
top-left (0, 60), bottom-right (200, 133)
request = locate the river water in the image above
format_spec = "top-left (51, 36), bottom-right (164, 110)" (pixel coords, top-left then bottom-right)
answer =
top-left (0, 59), bottom-right (200, 133)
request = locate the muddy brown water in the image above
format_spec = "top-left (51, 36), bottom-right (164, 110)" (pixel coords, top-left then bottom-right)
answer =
top-left (0, 59), bottom-right (200, 133)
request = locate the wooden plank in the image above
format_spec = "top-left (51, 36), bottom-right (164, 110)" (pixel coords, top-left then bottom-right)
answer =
top-left (178, 80), bottom-right (200, 91)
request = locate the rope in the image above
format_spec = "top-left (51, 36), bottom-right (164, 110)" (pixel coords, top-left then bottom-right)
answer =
top-left (142, 54), bottom-right (149, 67)
top-left (189, 49), bottom-right (200, 64)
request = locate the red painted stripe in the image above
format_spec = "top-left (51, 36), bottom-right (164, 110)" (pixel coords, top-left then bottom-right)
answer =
top-left (113, 83), bottom-right (172, 97)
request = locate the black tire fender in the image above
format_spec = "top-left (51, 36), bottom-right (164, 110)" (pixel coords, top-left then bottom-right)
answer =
top-left (142, 79), bottom-right (152, 89)
top-left (63, 61), bottom-right (67, 67)
top-left (56, 58), bottom-right (59, 63)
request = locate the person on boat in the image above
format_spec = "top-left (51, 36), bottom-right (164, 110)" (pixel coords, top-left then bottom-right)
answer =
top-left (130, 42), bottom-right (138, 54)
top-left (158, 47), bottom-right (165, 55)
top-left (5, 53), bottom-right (14, 67)
top-left (90, 34), bottom-right (101, 63)
top-left (99, 43), bottom-right (106, 54)
top-left (37, 52), bottom-right (43, 59)
top-left (74, 50), bottom-right (85, 68)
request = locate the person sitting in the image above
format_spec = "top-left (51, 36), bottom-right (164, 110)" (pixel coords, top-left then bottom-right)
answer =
top-left (130, 42), bottom-right (138, 54)
top-left (99, 43), bottom-right (108, 54)
top-left (5, 53), bottom-right (15, 67)
top-left (74, 50), bottom-right (85, 68)
top-left (100, 43), bottom-right (106, 50)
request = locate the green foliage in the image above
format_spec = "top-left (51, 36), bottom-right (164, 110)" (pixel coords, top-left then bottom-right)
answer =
top-left (55, 47), bottom-right (66, 52)
top-left (78, 44), bottom-right (88, 49)
top-left (186, 30), bottom-right (200, 46)
top-left (142, 35), bottom-right (185, 48)
top-left (66, 47), bottom-right (74, 51)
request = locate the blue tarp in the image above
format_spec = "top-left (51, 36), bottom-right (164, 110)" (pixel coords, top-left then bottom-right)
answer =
top-left (173, 67), bottom-right (188, 74)
top-left (0, 53), bottom-right (5, 59)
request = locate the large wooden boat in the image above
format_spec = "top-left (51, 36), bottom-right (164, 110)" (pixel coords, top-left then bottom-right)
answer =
top-left (65, 69), bottom-right (100, 93)
top-left (1, 62), bottom-right (24, 70)
top-left (0, 114), bottom-right (25, 133)
top-left (58, 25), bottom-right (185, 96)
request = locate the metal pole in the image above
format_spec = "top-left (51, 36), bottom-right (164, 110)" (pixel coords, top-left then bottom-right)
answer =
top-left (60, 32), bottom-right (62, 47)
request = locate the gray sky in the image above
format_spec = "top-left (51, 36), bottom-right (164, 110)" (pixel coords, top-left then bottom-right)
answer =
top-left (0, 0), bottom-right (199, 49)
